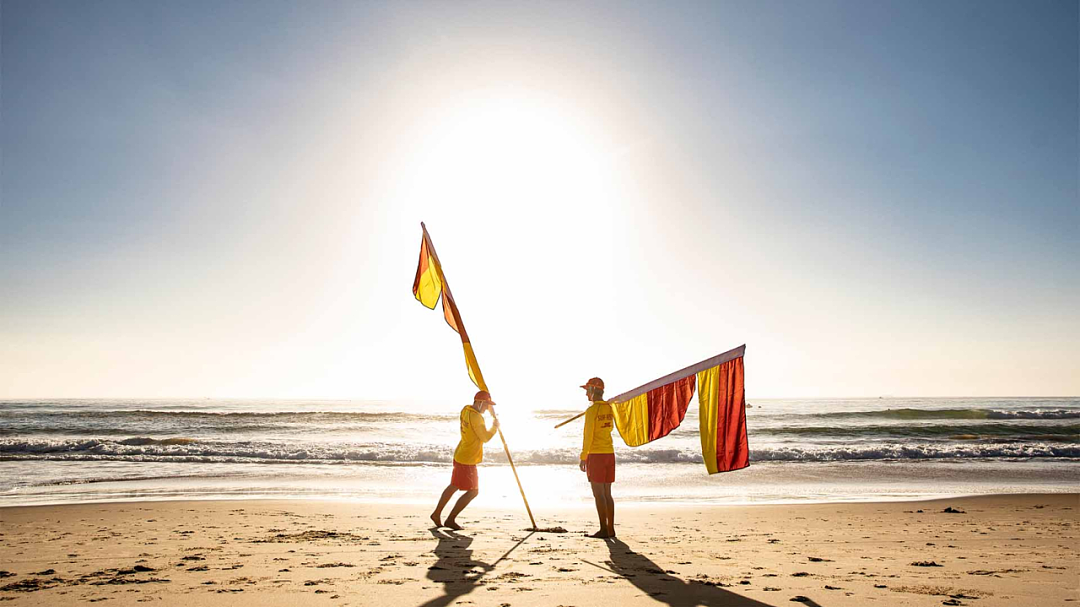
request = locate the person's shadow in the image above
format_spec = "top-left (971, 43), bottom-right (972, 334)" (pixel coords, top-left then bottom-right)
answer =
top-left (600, 538), bottom-right (822, 607)
top-left (417, 529), bottom-right (492, 607)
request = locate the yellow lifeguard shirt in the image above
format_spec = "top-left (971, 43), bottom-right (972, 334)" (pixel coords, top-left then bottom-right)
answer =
top-left (453, 405), bottom-right (498, 465)
top-left (580, 401), bottom-right (615, 460)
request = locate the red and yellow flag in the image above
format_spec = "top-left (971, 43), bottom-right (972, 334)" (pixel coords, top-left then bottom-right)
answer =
top-left (610, 345), bottom-right (748, 474)
top-left (412, 224), bottom-right (487, 391)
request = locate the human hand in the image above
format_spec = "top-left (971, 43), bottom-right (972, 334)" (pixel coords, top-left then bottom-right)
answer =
top-left (579, 459), bottom-right (587, 473)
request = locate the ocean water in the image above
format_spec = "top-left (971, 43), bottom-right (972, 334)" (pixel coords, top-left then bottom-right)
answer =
top-left (0, 398), bottom-right (1077, 507)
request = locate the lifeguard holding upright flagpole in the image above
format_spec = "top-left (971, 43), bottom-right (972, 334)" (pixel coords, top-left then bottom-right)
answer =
top-left (411, 222), bottom-right (537, 530)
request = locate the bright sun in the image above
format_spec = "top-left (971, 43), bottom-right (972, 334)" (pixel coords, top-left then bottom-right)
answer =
top-left (368, 85), bottom-right (633, 411)
top-left (393, 88), bottom-right (621, 237)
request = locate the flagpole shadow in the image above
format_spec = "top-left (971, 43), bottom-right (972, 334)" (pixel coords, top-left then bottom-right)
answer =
top-left (417, 529), bottom-right (492, 607)
top-left (600, 538), bottom-right (822, 607)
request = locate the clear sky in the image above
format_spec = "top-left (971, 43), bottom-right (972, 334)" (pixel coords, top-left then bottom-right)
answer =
top-left (2, 0), bottom-right (1077, 405)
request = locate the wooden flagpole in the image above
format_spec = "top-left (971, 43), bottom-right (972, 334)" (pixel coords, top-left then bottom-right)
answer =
top-left (553, 410), bottom-right (588, 429)
top-left (420, 223), bottom-right (537, 530)
top-left (489, 409), bottom-right (536, 529)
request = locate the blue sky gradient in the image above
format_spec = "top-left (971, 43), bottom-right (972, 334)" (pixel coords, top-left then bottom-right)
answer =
top-left (2, 1), bottom-right (1077, 400)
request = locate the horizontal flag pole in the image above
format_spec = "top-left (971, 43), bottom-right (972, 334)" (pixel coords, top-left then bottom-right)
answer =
top-left (552, 410), bottom-right (587, 429)
top-left (610, 345), bottom-right (745, 403)
top-left (551, 344), bottom-right (746, 429)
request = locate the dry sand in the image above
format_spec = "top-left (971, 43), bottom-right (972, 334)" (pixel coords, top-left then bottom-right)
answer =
top-left (0, 494), bottom-right (1076, 606)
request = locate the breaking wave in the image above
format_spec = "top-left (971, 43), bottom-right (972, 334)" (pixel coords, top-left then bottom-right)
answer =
top-left (0, 410), bottom-right (458, 422)
top-left (807, 408), bottom-right (1080, 420)
top-left (0, 410), bottom-right (460, 437)
top-left (117, 437), bottom-right (199, 446)
top-left (2, 438), bottom-right (1077, 465)
top-left (757, 423), bottom-right (1079, 440)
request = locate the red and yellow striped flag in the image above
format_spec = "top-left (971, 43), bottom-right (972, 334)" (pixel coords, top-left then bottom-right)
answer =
top-left (610, 345), bottom-right (748, 474)
top-left (412, 225), bottom-right (487, 391)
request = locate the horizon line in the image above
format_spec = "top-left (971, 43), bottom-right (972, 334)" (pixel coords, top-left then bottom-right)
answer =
top-left (1, 395), bottom-right (1077, 402)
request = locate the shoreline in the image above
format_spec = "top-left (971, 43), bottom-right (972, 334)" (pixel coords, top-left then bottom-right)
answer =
top-left (1, 493), bottom-right (1075, 606)
top-left (2, 490), bottom-right (1078, 510)
top-left (5, 458), bottom-right (1076, 510)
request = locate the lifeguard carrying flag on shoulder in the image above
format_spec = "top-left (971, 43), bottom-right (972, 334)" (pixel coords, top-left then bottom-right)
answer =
top-left (610, 345), bottom-right (748, 474)
top-left (412, 225), bottom-right (487, 391)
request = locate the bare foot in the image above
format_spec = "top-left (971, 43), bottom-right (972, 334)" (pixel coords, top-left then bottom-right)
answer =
top-left (430, 512), bottom-right (442, 528)
top-left (586, 530), bottom-right (607, 538)
top-left (605, 529), bottom-right (616, 538)
top-left (445, 519), bottom-right (463, 531)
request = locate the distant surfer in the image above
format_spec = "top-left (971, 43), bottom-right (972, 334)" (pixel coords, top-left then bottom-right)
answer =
top-left (431, 390), bottom-right (499, 531)
top-left (579, 377), bottom-right (616, 538)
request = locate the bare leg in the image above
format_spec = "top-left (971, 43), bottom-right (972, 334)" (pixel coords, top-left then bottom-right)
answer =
top-left (444, 489), bottom-right (478, 530)
top-left (603, 483), bottom-right (615, 537)
top-left (431, 485), bottom-right (457, 527)
top-left (588, 482), bottom-right (608, 538)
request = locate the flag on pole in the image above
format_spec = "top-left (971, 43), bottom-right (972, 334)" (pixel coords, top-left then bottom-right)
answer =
top-left (609, 345), bottom-right (748, 474)
top-left (412, 225), bottom-right (487, 391)
top-left (410, 222), bottom-right (539, 529)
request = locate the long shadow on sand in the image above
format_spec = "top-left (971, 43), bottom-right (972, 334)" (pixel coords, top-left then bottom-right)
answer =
top-left (601, 538), bottom-right (823, 607)
top-left (417, 529), bottom-right (492, 607)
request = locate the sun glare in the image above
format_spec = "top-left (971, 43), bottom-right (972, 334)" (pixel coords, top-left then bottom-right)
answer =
top-left (370, 86), bottom-right (632, 410)
top-left (390, 88), bottom-right (622, 242)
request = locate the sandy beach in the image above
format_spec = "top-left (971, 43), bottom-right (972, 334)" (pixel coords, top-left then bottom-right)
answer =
top-left (0, 493), bottom-right (1075, 606)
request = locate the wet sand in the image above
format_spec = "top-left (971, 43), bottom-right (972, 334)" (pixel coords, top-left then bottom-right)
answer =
top-left (0, 494), bottom-right (1076, 606)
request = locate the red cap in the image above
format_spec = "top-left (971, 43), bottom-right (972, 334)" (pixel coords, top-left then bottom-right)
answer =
top-left (580, 377), bottom-right (604, 391)
top-left (474, 390), bottom-right (493, 404)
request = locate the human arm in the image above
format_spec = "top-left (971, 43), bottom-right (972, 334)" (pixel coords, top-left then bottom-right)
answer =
top-left (471, 409), bottom-right (498, 443)
top-left (580, 404), bottom-right (595, 463)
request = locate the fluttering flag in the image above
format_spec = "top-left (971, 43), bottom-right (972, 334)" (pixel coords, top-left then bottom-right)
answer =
top-left (610, 345), bottom-right (748, 474)
top-left (411, 224), bottom-right (487, 391)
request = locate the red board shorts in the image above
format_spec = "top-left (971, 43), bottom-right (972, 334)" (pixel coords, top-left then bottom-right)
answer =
top-left (586, 453), bottom-right (615, 484)
top-left (451, 461), bottom-right (478, 491)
